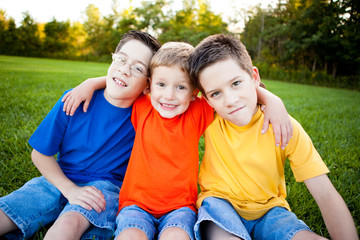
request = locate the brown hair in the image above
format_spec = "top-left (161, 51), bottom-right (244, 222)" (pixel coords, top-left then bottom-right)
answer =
top-left (149, 42), bottom-right (194, 81)
top-left (115, 30), bottom-right (161, 55)
top-left (189, 34), bottom-right (263, 95)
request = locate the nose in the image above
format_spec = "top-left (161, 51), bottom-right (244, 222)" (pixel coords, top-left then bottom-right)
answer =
top-left (119, 63), bottom-right (131, 76)
top-left (224, 91), bottom-right (239, 107)
top-left (164, 88), bottom-right (175, 100)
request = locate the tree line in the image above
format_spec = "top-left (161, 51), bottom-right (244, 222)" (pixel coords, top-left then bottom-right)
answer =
top-left (0, 0), bottom-right (358, 89)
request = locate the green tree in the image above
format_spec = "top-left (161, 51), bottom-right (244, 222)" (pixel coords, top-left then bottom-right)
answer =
top-left (158, 0), bottom-right (228, 46)
top-left (0, 10), bottom-right (20, 55)
top-left (43, 19), bottom-right (72, 58)
top-left (17, 12), bottom-right (41, 57)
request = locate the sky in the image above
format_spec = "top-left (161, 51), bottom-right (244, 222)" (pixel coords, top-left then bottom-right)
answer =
top-left (0, 0), bottom-right (276, 29)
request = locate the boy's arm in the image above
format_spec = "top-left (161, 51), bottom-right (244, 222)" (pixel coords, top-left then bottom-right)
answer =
top-left (31, 149), bottom-right (106, 213)
top-left (304, 174), bottom-right (358, 240)
top-left (62, 76), bottom-right (107, 116)
top-left (256, 87), bottom-right (293, 149)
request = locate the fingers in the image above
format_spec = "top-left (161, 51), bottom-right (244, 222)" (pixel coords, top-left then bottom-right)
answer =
top-left (272, 123), bottom-right (281, 148)
top-left (82, 100), bottom-right (90, 113)
top-left (67, 186), bottom-right (106, 213)
top-left (261, 115), bottom-right (270, 134)
top-left (278, 120), bottom-right (293, 149)
top-left (62, 91), bottom-right (71, 102)
top-left (280, 124), bottom-right (288, 149)
top-left (69, 99), bottom-right (81, 116)
top-left (63, 94), bottom-right (75, 116)
top-left (62, 95), bottom-right (82, 116)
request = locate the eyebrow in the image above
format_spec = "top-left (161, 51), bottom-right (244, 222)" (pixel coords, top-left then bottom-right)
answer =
top-left (117, 51), bottom-right (148, 68)
top-left (205, 76), bottom-right (240, 96)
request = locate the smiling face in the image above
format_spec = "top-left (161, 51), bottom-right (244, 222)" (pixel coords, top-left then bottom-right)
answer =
top-left (104, 40), bottom-right (153, 108)
top-left (150, 65), bottom-right (194, 119)
top-left (199, 58), bottom-right (260, 126)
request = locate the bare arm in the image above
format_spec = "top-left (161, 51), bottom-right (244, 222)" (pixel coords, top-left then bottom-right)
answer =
top-left (304, 174), bottom-right (358, 240)
top-left (256, 86), bottom-right (293, 149)
top-left (31, 149), bottom-right (106, 213)
top-left (62, 76), bottom-right (107, 116)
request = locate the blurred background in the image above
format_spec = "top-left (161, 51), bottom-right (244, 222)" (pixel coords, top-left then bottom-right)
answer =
top-left (0, 0), bottom-right (359, 89)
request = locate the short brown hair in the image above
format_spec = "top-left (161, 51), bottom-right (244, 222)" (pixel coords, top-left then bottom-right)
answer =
top-left (189, 34), bottom-right (255, 95)
top-left (150, 42), bottom-right (194, 80)
top-left (115, 30), bottom-right (161, 55)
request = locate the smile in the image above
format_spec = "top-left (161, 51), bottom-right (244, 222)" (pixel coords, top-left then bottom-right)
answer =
top-left (160, 103), bottom-right (177, 109)
top-left (113, 77), bottom-right (127, 87)
top-left (229, 106), bottom-right (244, 114)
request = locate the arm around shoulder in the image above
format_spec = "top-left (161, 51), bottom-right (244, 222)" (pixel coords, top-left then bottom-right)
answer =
top-left (62, 76), bottom-right (107, 116)
top-left (304, 174), bottom-right (358, 240)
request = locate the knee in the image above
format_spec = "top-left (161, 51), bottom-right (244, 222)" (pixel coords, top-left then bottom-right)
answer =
top-left (116, 228), bottom-right (148, 240)
top-left (44, 212), bottom-right (89, 240)
top-left (160, 227), bottom-right (190, 240)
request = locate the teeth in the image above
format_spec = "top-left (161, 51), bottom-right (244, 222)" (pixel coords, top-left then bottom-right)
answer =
top-left (114, 78), bottom-right (127, 87)
top-left (162, 103), bottom-right (176, 108)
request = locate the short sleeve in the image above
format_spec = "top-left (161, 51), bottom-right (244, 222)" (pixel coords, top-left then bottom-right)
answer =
top-left (285, 117), bottom-right (329, 182)
top-left (28, 92), bottom-right (70, 156)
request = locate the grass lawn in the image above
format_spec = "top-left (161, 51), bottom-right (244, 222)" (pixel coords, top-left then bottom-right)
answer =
top-left (0, 55), bottom-right (359, 238)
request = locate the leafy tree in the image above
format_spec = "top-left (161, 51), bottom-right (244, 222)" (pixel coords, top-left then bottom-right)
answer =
top-left (43, 19), bottom-right (73, 58)
top-left (17, 12), bottom-right (41, 57)
top-left (0, 10), bottom-right (20, 55)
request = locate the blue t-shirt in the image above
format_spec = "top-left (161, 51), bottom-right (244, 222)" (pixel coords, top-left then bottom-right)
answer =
top-left (28, 89), bottom-right (135, 186)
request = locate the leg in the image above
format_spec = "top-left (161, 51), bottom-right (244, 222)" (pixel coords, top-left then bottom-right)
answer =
top-left (44, 212), bottom-right (91, 240)
top-left (115, 205), bottom-right (156, 240)
top-left (160, 227), bottom-right (190, 240)
top-left (195, 198), bottom-right (251, 240)
top-left (116, 228), bottom-right (148, 240)
top-left (0, 177), bottom-right (67, 239)
top-left (292, 230), bottom-right (328, 240)
top-left (201, 221), bottom-right (242, 240)
top-left (0, 209), bottom-right (18, 235)
top-left (253, 207), bottom-right (324, 240)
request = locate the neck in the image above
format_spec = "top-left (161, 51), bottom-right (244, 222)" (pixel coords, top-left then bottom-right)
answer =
top-left (103, 90), bottom-right (133, 108)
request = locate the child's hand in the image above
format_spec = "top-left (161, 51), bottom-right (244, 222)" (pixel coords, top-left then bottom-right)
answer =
top-left (261, 99), bottom-right (293, 149)
top-left (62, 81), bottom-right (95, 116)
top-left (64, 185), bottom-right (106, 213)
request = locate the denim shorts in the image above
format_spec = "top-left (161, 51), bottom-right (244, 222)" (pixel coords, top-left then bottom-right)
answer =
top-left (115, 205), bottom-right (196, 240)
top-left (194, 197), bottom-right (311, 240)
top-left (0, 176), bottom-right (120, 240)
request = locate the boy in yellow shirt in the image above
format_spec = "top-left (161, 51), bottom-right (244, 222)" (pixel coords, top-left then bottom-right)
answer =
top-left (188, 34), bottom-right (358, 240)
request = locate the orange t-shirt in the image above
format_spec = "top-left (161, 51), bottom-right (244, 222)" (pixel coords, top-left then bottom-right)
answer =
top-left (118, 94), bottom-right (213, 218)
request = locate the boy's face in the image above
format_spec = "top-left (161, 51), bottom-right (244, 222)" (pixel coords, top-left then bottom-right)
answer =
top-left (105, 40), bottom-right (153, 107)
top-left (199, 58), bottom-right (260, 126)
top-left (150, 65), bottom-right (194, 119)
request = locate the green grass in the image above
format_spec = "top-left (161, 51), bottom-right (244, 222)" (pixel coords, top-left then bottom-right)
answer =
top-left (1, 55), bottom-right (359, 238)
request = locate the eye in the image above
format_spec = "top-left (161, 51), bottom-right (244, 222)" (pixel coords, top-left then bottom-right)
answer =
top-left (177, 85), bottom-right (186, 90)
top-left (210, 91), bottom-right (220, 98)
top-left (132, 65), bottom-right (145, 74)
top-left (157, 82), bottom-right (165, 87)
top-left (115, 56), bottom-right (126, 65)
top-left (232, 80), bottom-right (241, 87)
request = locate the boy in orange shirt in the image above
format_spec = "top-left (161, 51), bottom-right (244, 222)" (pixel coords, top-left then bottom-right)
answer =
top-left (63, 41), bottom-right (292, 240)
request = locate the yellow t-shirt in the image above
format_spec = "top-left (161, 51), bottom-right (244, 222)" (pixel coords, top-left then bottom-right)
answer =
top-left (197, 107), bottom-right (329, 220)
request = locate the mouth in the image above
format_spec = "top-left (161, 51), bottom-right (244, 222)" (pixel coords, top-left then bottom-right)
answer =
top-left (229, 106), bottom-right (245, 114)
top-left (160, 102), bottom-right (177, 110)
top-left (113, 77), bottom-right (127, 87)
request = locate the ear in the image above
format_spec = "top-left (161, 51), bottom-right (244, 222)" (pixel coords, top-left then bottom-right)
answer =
top-left (203, 95), bottom-right (214, 108)
top-left (191, 89), bottom-right (199, 101)
top-left (143, 78), bottom-right (151, 95)
top-left (252, 67), bottom-right (261, 87)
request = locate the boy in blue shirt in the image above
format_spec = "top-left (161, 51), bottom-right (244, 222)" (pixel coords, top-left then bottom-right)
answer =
top-left (0, 31), bottom-right (161, 240)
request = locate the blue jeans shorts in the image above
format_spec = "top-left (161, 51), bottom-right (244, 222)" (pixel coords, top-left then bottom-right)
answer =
top-left (115, 205), bottom-right (196, 240)
top-left (194, 197), bottom-right (312, 240)
top-left (0, 176), bottom-right (120, 240)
